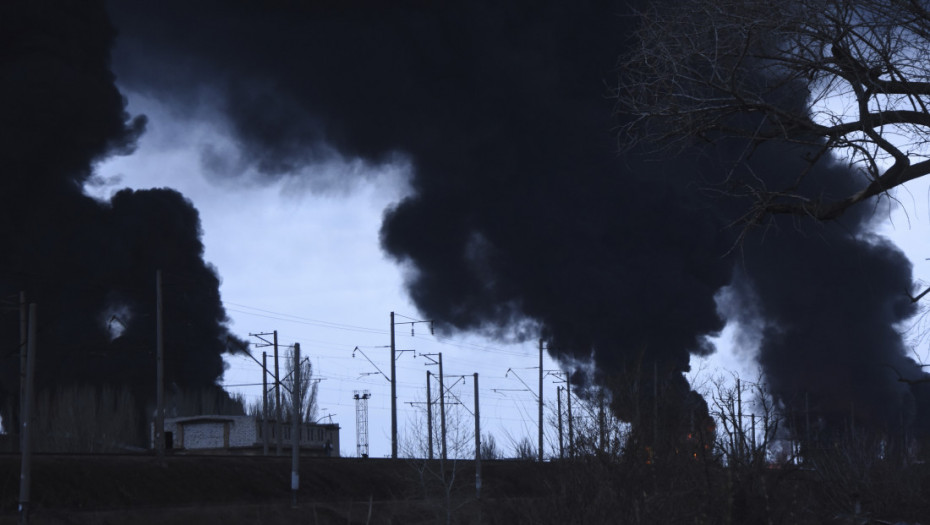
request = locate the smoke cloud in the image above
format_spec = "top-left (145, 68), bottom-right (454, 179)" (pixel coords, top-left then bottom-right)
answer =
top-left (0, 0), bottom-right (245, 436)
top-left (56, 0), bottom-right (930, 443)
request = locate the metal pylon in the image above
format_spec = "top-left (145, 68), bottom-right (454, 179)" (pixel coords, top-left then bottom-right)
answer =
top-left (353, 390), bottom-right (371, 458)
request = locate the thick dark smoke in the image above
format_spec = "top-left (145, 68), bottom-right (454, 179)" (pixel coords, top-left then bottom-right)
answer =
top-left (104, 0), bottom-right (930, 446)
top-left (0, 0), bottom-right (245, 437)
top-left (718, 137), bottom-right (930, 436)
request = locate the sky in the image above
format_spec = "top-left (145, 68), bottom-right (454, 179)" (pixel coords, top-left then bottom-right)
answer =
top-left (89, 89), bottom-right (930, 458)
top-left (88, 1), bottom-right (930, 455)
top-left (89, 93), bottom-right (570, 458)
top-left (6, 0), bottom-right (930, 459)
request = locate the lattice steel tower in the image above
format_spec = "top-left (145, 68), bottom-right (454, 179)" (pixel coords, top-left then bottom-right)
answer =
top-left (354, 390), bottom-right (371, 458)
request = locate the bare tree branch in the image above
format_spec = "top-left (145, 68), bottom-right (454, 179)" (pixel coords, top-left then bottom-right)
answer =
top-left (617, 0), bottom-right (930, 223)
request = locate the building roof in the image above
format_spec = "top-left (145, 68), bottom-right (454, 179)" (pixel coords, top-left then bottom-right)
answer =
top-left (166, 415), bottom-right (244, 425)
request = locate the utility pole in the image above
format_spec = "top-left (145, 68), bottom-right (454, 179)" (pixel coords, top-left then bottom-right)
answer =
top-left (390, 313), bottom-right (433, 459)
top-left (653, 362), bottom-right (659, 460)
top-left (262, 352), bottom-right (269, 456)
top-left (805, 392), bottom-right (810, 462)
top-left (421, 351), bottom-right (446, 461)
top-left (274, 331), bottom-right (282, 456)
top-left (538, 339), bottom-right (543, 462)
top-left (291, 343), bottom-right (301, 508)
top-left (567, 379), bottom-right (574, 458)
top-left (249, 331), bottom-right (282, 455)
top-left (474, 373), bottom-right (481, 500)
top-left (439, 352), bottom-right (447, 462)
top-left (155, 270), bottom-right (165, 459)
top-left (598, 391), bottom-right (606, 452)
top-left (19, 303), bottom-right (36, 525)
top-left (18, 292), bottom-right (26, 454)
top-left (736, 377), bottom-right (743, 463)
top-left (390, 312), bottom-right (397, 459)
top-left (557, 386), bottom-right (564, 459)
top-left (426, 370), bottom-right (433, 460)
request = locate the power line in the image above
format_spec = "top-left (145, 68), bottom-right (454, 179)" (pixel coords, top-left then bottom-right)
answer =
top-left (226, 299), bottom-right (542, 358)
top-left (226, 302), bottom-right (387, 334)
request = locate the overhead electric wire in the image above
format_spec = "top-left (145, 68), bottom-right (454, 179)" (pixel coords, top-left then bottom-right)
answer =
top-left (225, 302), bottom-right (387, 334)
top-left (221, 299), bottom-right (558, 456)
top-left (228, 299), bottom-right (543, 358)
top-left (409, 332), bottom-right (532, 356)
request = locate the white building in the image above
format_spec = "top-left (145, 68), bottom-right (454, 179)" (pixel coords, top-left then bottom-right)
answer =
top-left (156, 415), bottom-right (339, 455)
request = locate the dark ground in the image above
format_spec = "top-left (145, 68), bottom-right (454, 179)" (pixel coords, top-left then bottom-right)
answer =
top-left (0, 453), bottom-right (546, 525)
top-left (1, 453), bottom-right (928, 524)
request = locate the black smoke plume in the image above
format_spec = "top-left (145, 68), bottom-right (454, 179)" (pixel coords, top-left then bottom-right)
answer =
top-left (0, 0), bottom-right (245, 440)
top-left (105, 0), bottom-right (930, 447)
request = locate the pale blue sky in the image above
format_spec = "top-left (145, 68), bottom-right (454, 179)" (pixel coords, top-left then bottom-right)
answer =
top-left (90, 91), bottom-right (930, 458)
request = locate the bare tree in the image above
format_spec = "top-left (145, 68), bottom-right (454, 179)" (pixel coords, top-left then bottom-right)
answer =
top-left (480, 432), bottom-right (503, 460)
top-left (401, 396), bottom-right (476, 525)
top-left (168, 386), bottom-right (246, 417)
top-left (35, 385), bottom-right (139, 453)
top-left (617, 0), bottom-right (930, 222)
top-left (703, 374), bottom-right (782, 467)
top-left (281, 354), bottom-right (318, 423)
top-left (250, 353), bottom-right (318, 423)
top-left (513, 436), bottom-right (538, 460)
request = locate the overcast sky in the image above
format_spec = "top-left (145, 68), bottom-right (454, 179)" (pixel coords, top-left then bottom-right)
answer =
top-left (90, 87), bottom-right (930, 458)
top-left (66, 1), bottom-right (930, 458)
top-left (9, 0), bottom-right (930, 460)
top-left (90, 92), bottom-right (574, 458)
